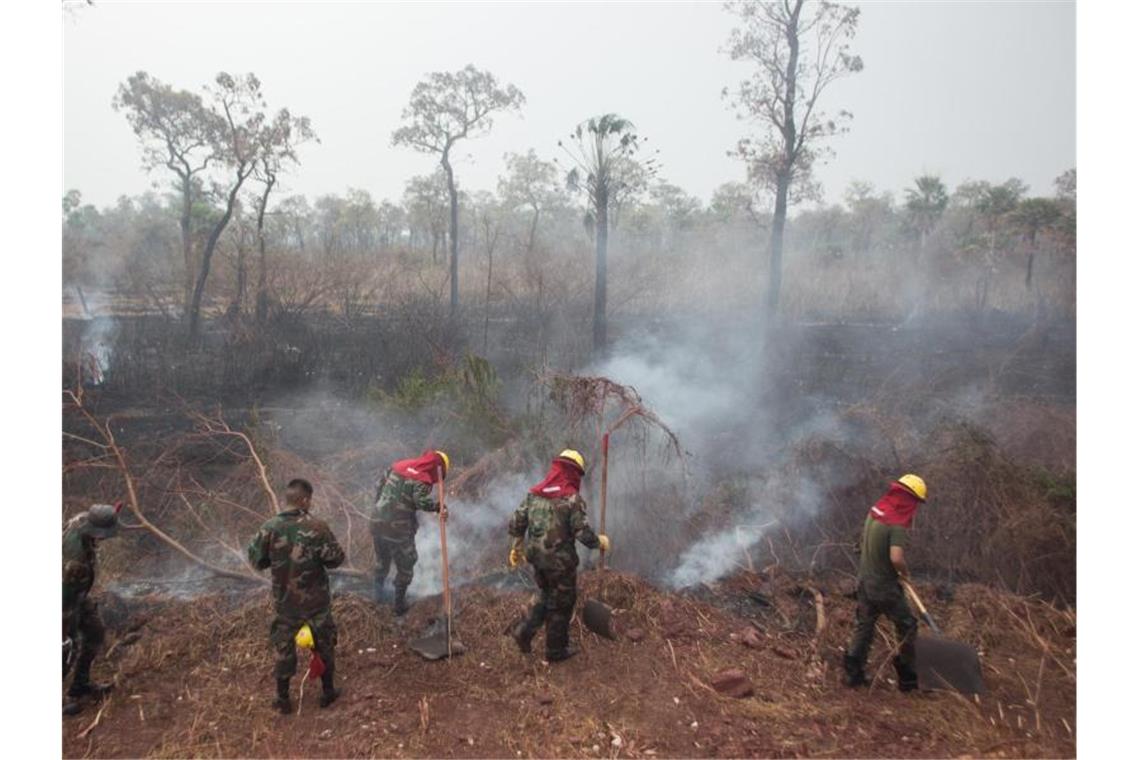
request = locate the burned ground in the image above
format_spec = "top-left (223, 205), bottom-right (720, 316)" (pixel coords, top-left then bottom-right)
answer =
top-left (63, 571), bottom-right (1074, 759)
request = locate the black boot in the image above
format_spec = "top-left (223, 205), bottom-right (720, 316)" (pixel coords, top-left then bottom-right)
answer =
top-left (545, 647), bottom-right (578, 663)
top-left (272, 678), bottom-right (293, 714)
top-left (62, 700), bottom-right (83, 717)
top-left (67, 661), bottom-right (114, 699)
top-left (508, 618), bottom-right (535, 654)
top-left (393, 587), bottom-right (410, 616)
top-left (843, 654), bottom-right (868, 688)
top-left (319, 671), bottom-right (341, 708)
top-left (894, 656), bottom-right (918, 693)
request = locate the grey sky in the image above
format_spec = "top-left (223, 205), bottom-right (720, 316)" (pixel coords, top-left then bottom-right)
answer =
top-left (63, 1), bottom-right (1075, 210)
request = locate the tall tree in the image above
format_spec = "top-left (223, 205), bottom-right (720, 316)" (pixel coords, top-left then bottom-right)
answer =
top-left (252, 111), bottom-right (315, 321)
top-left (903, 174), bottom-right (949, 253)
top-left (498, 149), bottom-right (564, 255)
top-left (402, 172), bottom-right (450, 261)
top-left (113, 72), bottom-right (219, 313)
top-left (116, 71), bottom-right (312, 337)
top-left (186, 74), bottom-right (266, 339)
top-left (1010, 197), bottom-right (1061, 288)
top-left (723, 0), bottom-right (863, 319)
top-left (392, 65), bottom-right (525, 315)
top-left (558, 114), bottom-right (658, 353)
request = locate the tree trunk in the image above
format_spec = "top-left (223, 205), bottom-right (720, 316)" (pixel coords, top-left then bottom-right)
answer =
top-left (483, 236), bottom-right (494, 355)
top-left (1025, 229), bottom-right (1037, 288)
top-left (234, 235), bottom-right (246, 313)
top-left (180, 176), bottom-right (194, 317)
top-left (528, 205), bottom-right (540, 254)
top-left (442, 153), bottom-right (460, 316)
top-left (189, 179), bottom-right (244, 339)
top-left (767, 0), bottom-right (802, 322)
top-left (767, 175), bottom-right (789, 319)
top-left (593, 189), bottom-right (609, 354)
top-left (256, 175), bottom-right (275, 322)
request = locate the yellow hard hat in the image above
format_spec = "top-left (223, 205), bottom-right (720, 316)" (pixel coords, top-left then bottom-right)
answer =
top-left (897, 474), bottom-right (927, 502)
top-left (558, 449), bottom-right (586, 473)
top-left (294, 623), bottom-right (314, 650)
top-left (435, 450), bottom-right (451, 475)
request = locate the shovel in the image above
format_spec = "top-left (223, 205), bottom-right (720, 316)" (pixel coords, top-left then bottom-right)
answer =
top-left (580, 433), bottom-right (620, 640)
top-left (409, 468), bottom-right (465, 660)
top-left (902, 580), bottom-right (985, 694)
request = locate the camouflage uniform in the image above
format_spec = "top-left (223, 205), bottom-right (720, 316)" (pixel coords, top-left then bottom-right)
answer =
top-left (62, 518), bottom-right (105, 687)
top-left (369, 469), bottom-right (439, 605)
top-left (247, 508), bottom-right (345, 683)
top-left (508, 492), bottom-right (600, 658)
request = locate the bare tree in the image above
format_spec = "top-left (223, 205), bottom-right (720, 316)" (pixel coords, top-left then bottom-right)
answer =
top-left (558, 114), bottom-right (658, 353)
top-left (117, 72), bottom-right (314, 337)
top-left (392, 65), bottom-right (525, 316)
top-left (403, 172), bottom-right (451, 262)
top-left (113, 72), bottom-right (219, 313)
top-left (498, 149), bottom-right (565, 255)
top-left (1010, 197), bottom-right (1061, 288)
top-left (186, 74), bottom-right (268, 339)
top-left (253, 112), bottom-right (316, 321)
top-left (723, 0), bottom-right (863, 319)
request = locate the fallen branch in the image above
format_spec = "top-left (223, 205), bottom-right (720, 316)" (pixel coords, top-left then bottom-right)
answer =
top-left (78, 699), bottom-right (109, 739)
top-left (64, 390), bottom-right (265, 585)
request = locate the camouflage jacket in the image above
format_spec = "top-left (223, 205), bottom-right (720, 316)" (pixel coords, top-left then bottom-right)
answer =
top-left (370, 470), bottom-right (439, 540)
top-left (508, 492), bottom-right (600, 572)
top-left (247, 509), bottom-right (346, 619)
top-left (62, 518), bottom-right (96, 613)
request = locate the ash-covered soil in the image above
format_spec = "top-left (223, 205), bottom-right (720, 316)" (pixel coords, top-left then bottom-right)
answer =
top-left (63, 571), bottom-right (1075, 758)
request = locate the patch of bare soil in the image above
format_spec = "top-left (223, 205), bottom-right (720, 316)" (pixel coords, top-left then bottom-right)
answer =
top-left (63, 571), bottom-right (1075, 758)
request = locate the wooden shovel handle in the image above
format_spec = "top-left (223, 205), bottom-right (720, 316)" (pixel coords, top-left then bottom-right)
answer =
top-left (901, 579), bottom-right (941, 635)
top-left (599, 433), bottom-right (609, 570)
top-left (437, 467), bottom-right (451, 658)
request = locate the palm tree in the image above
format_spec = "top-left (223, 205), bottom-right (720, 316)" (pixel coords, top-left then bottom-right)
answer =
top-left (903, 175), bottom-right (949, 254)
top-left (558, 114), bottom-right (658, 353)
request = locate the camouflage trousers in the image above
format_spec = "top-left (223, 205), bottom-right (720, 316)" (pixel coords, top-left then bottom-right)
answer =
top-left (63, 596), bottom-right (105, 684)
top-left (270, 609), bottom-right (337, 681)
top-left (371, 529), bottom-right (418, 593)
top-left (520, 565), bottom-right (578, 656)
top-left (846, 581), bottom-right (918, 686)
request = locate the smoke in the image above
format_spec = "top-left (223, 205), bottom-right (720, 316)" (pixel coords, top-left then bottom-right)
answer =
top-left (79, 317), bottom-right (116, 386)
top-left (407, 472), bottom-right (532, 596)
top-left (666, 477), bottom-right (823, 588)
top-left (74, 289), bottom-right (118, 386)
top-left (586, 318), bottom-right (864, 588)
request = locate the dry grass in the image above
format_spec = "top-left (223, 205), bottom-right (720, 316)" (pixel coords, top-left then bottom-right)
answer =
top-left (65, 570), bottom-right (1074, 758)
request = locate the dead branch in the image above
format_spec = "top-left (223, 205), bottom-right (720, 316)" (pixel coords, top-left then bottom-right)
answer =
top-left (187, 408), bottom-right (279, 515)
top-left (64, 390), bottom-right (264, 584)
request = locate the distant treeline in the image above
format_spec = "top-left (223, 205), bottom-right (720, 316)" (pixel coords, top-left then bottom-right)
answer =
top-left (63, 167), bottom-right (1075, 328)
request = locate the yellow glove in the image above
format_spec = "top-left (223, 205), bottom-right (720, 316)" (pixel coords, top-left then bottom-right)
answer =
top-left (508, 538), bottom-right (524, 568)
top-left (598, 534), bottom-right (611, 553)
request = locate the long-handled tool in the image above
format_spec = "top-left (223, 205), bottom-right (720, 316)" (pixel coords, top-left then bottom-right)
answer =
top-left (583, 427), bottom-right (626, 640)
top-left (598, 432), bottom-right (610, 570)
top-left (438, 468), bottom-right (452, 660)
top-left (902, 580), bottom-right (985, 694)
top-left (409, 467), bottom-right (465, 660)
top-left (902, 580), bottom-right (942, 634)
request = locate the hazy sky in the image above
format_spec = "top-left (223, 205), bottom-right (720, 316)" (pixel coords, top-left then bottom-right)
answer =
top-left (63, 1), bottom-right (1075, 210)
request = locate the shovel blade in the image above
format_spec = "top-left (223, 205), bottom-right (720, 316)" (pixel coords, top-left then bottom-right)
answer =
top-left (581, 598), bottom-right (617, 640)
top-left (409, 618), bottom-right (466, 661)
top-left (915, 635), bottom-right (985, 694)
